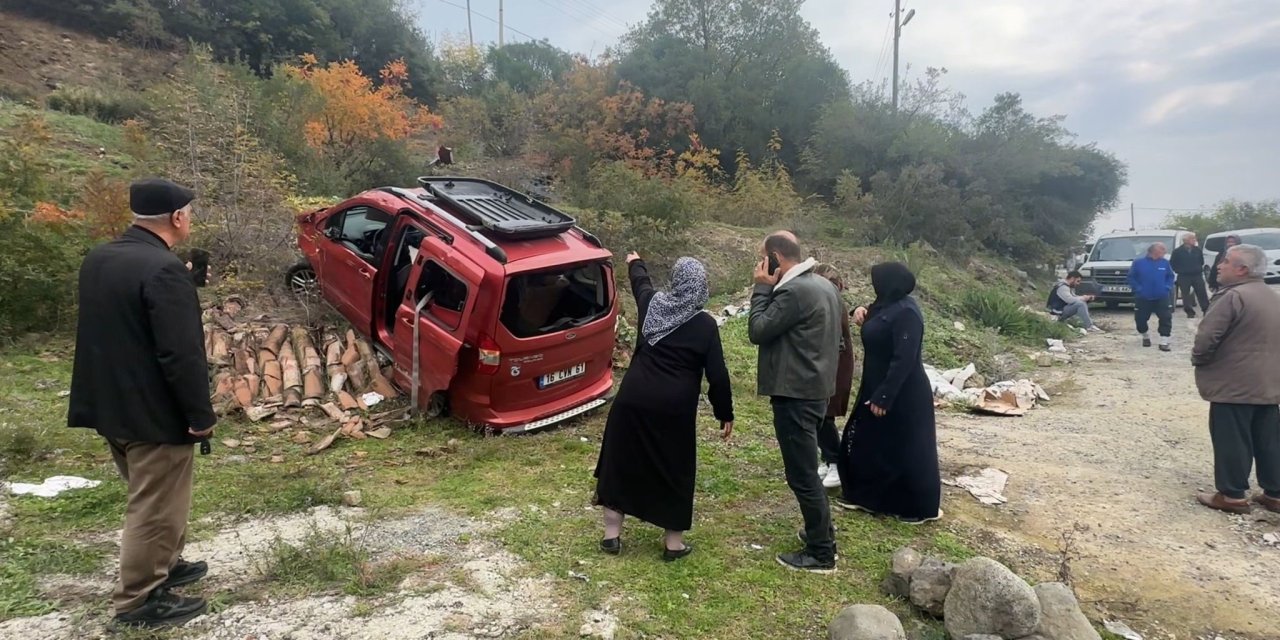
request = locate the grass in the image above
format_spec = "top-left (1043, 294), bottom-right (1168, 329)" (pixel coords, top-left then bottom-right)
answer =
top-left (256, 526), bottom-right (419, 597)
top-left (0, 99), bottom-right (131, 185)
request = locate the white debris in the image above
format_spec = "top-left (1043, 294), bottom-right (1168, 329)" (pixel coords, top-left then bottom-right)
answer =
top-left (943, 363), bottom-right (977, 390)
top-left (1263, 532), bottom-right (1279, 546)
top-left (360, 392), bottom-right (385, 407)
top-left (1104, 620), bottom-right (1144, 640)
top-left (749, 544), bottom-right (764, 551)
top-left (722, 304), bottom-right (742, 317)
top-left (924, 366), bottom-right (968, 404)
top-left (945, 468), bottom-right (1009, 505)
top-left (1046, 338), bottom-right (1067, 353)
top-left (3, 476), bottom-right (101, 498)
top-left (953, 321), bottom-right (966, 331)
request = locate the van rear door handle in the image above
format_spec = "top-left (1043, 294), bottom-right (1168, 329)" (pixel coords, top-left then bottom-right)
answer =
top-left (400, 317), bottom-right (413, 326)
top-left (358, 269), bottom-right (372, 279)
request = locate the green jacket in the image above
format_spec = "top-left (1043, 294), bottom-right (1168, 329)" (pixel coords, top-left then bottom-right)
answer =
top-left (749, 264), bottom-right (842, 400)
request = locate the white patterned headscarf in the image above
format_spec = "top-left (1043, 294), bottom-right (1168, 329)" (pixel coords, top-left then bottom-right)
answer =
top-left (641, 257), bottom-right (710, 346)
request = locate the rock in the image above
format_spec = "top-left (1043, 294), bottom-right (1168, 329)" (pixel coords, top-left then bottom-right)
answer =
top-left (1033, 583), bottom-right (1100, 640)
top-left (909, 557), bottom-right (956, 617)
top-left (881, 547), bottom-right (924, 599)
top-left (943, 557), bottom-right (1041, 640)
top-left (962, 636), bottom-right (1004, 640)
top-left (579, 610), bottom-right (617, 638)
top-left (829, 604), bottom-right (906, 640)
top-left (341, 490), bottom-right (362, 507)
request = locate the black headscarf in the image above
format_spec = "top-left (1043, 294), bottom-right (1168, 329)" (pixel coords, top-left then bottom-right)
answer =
top-left (867, 262), bottom-right (918, 319)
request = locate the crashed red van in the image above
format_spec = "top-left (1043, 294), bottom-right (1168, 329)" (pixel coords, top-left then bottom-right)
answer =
top-left (288, 177), bottom-right (617, 433)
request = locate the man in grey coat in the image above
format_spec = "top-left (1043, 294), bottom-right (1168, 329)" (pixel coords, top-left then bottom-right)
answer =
top-left (749, 231), bottom-right (843, 573)
top-left (1192, 244), bottom-right (1280, 515)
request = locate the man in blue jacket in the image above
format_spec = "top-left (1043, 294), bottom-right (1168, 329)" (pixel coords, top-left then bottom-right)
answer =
top-left (1127, 242), bottom-right (1177, 351)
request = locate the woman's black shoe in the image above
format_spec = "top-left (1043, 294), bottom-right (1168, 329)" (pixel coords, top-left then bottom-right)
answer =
top-left (600, 537), bottom-right (622, 555)
top-left (663, 544), bottom-right (693, 562)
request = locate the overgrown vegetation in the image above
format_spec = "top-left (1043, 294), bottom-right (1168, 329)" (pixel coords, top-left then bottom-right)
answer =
top-left (961, 289), bottom-right (1076, 343)
top-left (1167, 199), bottom-right (1280, 238)
top-left (257, 527), bottom-right (418, 597)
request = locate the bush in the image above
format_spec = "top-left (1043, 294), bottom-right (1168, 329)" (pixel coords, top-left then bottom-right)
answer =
top-left (960, 289), bottom-right (1073, 343)
top-left (46, 87), bottom-right (150, 124)
top-left (0, 218), bottom-right (86, 340)
top-left (579, 162), bottom-right (697, 227)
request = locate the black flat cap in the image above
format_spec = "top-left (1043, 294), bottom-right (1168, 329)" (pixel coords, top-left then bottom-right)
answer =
top-left (130, 178), bottom-right (195, 216)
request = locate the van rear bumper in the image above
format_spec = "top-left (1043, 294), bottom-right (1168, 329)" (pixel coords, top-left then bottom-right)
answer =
top-left (461, 372), bottom-right (615, 433)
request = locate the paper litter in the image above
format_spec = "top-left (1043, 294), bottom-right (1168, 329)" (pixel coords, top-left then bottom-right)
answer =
top-left (1046, 338), bottom-right (1067, 353)
top-left (945, 468), bottom-right (1009, 505)
top-left (360, 392), bottom-right (385, 408)
top-left (4, 475), bottom-right (101, 498)
top-left (1103, 620), bottom-right (1144, 640)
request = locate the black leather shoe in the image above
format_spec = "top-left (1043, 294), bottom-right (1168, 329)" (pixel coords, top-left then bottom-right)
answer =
top-left (1159, 344), bottom-right (1171, 352)
top-left (599, 537), bottom-right (621, 555)
top-left (160, 558), bottom-right (208, 589)
top-left (663, 544), bottom-right (693, 562)
top-left (1142, 337), bottom-right (1152, 347)
top-left (796, 528), bottom-right (840, 560)
top-left (776, 550), bottom-right (836, 574)
top-left (114, 588), bottom-right (207, 628)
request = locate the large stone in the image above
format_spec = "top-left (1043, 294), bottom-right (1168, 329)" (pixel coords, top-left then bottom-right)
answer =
top-left (829, 604), bottom-right (907, 640)
top-left (943, 557), bottom-right (1041, 639)
top-left (881, 547), bottom-right (924, 599)
top-left (1032, 583), bottom-right (1101, 640)
top-left (909, 557), bottom-right (956, 617)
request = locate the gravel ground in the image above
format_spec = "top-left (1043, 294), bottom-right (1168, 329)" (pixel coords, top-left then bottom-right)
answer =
top-left (940, 298), bottom-right (1280, 640)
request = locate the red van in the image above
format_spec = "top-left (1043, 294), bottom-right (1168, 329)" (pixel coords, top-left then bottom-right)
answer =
top-left (288, 177), bottom-right (618, 433)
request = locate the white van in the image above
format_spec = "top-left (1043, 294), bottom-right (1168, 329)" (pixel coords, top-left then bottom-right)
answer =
top-left (1077, 229), bottom-right (1194, 308)
top-left (1204, 228), bottom-right (1280, 283)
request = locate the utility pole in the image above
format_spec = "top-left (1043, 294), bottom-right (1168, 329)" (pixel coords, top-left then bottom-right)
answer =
top-left (1130, 203), bottom-right (1135, 231)
top-left (891, 2), bottom-right (915, 112)
top-left (498, 0), bottom-right (504, 47)
top-left (466, 0), bottom-right (474, 47)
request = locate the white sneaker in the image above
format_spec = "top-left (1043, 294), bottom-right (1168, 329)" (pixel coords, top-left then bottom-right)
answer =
top-left (822, 464), bottom-right (842, 489)
top-left (816, 463), bottom-right (830, 479)
top-left (1087, 325), bottom-right (1106, 333)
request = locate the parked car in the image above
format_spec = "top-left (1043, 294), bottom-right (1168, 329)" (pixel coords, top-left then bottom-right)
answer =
top-left (289, 177), bottom-right (618, 433)
top-left (1077, 229), bottom-right (1194, 307)
top-left (1204, 228), bottom-right (1280, 284)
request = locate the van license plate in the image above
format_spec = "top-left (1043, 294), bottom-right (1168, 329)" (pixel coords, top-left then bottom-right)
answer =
top-left (1103, 285), bottom-right (1131, 293)
top-left (540, 363), bottom-right (586, 388)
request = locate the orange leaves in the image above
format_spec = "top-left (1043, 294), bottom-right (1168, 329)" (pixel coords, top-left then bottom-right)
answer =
top-left (29, 202), bottom-right (82, 227)
top-left (284, 55), bottom-right (442, 152)
top-left (27, 172), bottom-right (131, 241)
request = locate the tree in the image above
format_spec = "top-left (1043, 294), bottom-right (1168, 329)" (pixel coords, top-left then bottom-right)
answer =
top-left (488, 42), bottom-right (575, 94)
top-left (1167, 200), bottom-right (1280, 239)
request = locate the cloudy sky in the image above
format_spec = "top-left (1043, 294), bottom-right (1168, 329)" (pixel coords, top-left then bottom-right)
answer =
top-left (413, 0), bottom-right (1280, 236)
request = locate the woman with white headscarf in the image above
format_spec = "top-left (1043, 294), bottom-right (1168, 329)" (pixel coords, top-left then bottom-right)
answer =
top-left (593, 253), bottom-right (734, 561)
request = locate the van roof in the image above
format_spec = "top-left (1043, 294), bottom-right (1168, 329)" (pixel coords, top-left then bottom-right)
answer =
top-left (1206, 227), bottom-right (1280, 238)
top-left (1096, 229), bottom-right (1186, 239)
top-left (365, 187), bottom-right (612, 271)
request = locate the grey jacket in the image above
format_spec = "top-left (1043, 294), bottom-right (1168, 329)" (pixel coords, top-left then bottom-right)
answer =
top-left (1192, 278), bottom-right (1280, 405)
top-left (749, 268), bottom-right (842, 400)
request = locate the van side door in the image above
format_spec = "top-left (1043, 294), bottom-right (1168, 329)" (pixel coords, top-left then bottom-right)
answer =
top-left (390, 235), bottom-right (482, 410)
top-left (316, 205), bottom-right (391, 336)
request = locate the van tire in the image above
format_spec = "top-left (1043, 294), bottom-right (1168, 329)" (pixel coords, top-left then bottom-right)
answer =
top-left (425, 392), bottom-right (449, 419)
top-left (286, 262), bottom-right (318, 297)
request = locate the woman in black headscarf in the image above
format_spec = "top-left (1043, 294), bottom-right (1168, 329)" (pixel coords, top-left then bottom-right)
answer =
top-left (836, 262), bottom-right (941, 523)
top-left (593, 253), bottom-right (734, 561)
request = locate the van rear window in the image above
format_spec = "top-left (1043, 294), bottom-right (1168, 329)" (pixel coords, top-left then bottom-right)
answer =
top-left (501, 263), bottom-right (610, 338)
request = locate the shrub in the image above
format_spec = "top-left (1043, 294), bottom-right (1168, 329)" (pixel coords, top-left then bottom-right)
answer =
top-left (0, 218), bottom-right (85, 340)
top-left (45, 86), bottom-right (149, 124)
top-left (961, 289), bottom-right (1073, 343)
top-left (579, 162), bottom-right (697, 227)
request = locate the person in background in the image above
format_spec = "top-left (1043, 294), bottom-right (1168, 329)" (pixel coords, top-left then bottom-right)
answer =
top-left (1127, 242), bottom-right (1177, 351)
top-left (68, 179), bottom-right (215, 627)
top-left (593, 254), bottom-right (733, 561)
top-left (1208, 234), bottom-right (1242, 292)
top-left (842, 263), bottom-right (941, 524)
top-left (1047, 270), bottom-right (1104, 333)
top-left (1192, 244), bottom-right (1280, 515)
top-left (1170, 232), bottom-right (1210, 318)
top-left (749, 231), bottom-right (842, 573)
top-left (812, 263), bottom-right (855, 489)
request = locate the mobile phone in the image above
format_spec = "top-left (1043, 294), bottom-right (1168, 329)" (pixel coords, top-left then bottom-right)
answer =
top-left (767, 253), bottom-right (780, 276)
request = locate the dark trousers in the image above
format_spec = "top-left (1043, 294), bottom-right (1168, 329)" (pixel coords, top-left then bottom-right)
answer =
top-left (1209, 403), bottom-right (1280, 500)
top-left (1177, 276), bottom-right (1210, 316)
top-left (818, 416), bottom-right (841, 465)
top-left (1134, 296), bottom-right (1173, 337)
top-left (771, 397), bottom-right (835, 562)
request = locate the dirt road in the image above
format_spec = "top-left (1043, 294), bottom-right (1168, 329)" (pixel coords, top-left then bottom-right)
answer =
top-left (941, 301), bottom-right (1280, 640)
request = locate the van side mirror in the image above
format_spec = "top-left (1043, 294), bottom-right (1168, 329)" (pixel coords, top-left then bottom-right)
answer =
top-left (324, 226), bottom-right (342, 241)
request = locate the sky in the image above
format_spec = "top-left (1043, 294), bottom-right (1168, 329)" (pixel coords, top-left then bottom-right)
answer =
top-left (410, 0), bottom-right (1280, 237)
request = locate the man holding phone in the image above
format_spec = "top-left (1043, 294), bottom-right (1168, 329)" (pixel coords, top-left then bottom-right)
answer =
top-left (748, 231), bottom-right (843, 573)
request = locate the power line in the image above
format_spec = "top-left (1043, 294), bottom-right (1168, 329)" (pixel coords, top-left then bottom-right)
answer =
top-left (532, 0), bottom-right (622, 40)
top-left (559, 0), bottom-right (630, 31)
top-left (871, 11), bottom-right (894, 86)
top-left (435, 0), bottom-right (541, 42)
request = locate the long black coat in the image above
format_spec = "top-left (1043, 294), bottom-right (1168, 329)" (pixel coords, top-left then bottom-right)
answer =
top-left (68, 227), bottom-right (216, 444)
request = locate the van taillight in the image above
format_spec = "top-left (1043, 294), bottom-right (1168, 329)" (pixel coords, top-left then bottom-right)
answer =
top-left (477, 335), bottom-right (501, 375)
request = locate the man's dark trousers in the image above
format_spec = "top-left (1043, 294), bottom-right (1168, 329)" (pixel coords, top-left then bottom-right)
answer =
top-left (772, 397), bottom-right (835, 562)
top-left (1209, 403), bottom-right (1280, 500)
top-left (1177, 276), bottom-right (1210, 317)
top-left (1134, 296), bottom-right (1173, 337)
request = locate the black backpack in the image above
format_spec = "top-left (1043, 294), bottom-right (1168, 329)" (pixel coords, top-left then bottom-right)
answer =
top-left (1045, 282), bottom-right (1067, 313)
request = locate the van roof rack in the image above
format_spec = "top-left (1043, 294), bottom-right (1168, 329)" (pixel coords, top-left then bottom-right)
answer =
top-left (377, 186), bottom-right (509, 264)
top-left (417, 177), bottom-right (576, 240)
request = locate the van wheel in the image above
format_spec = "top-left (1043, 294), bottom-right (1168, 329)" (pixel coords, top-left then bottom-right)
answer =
top-left (425, 392), bottom-right (449, 419)
top-left (286, 262), bottom-right (318, 297)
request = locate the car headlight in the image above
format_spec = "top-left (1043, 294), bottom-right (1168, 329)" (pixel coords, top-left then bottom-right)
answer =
top-left (1078, 268), bottom-right (1091, 277)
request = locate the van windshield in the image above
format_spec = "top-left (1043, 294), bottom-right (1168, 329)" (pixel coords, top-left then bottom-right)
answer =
top-left (1089, 236), bottom-right (1172, 262)
top-left (1239, 232), bottom-right (1280, 250)
top-left (501, 262), bottom-right (610, 338)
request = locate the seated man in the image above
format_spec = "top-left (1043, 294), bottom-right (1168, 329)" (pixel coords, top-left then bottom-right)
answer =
top-left (1047, 271), bottom-right (1104, 333)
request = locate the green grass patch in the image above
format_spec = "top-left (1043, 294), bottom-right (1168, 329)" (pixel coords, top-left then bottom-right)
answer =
top-left (0, 99), bottom-right (131, 187)
top-left (257, 526), bottom-right (418, 597)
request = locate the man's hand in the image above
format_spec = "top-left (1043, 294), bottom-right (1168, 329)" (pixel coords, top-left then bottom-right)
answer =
top-left (753, 259), bottom-right (779, 286)
top-left (1083, 294), bottom-right (1095, 302)
top-left (625, 252), bottom-right (641, 264)
top-left (720, 421), bottom-right (734, 440)
top-left (189, 426), bottom-right (214, 438)
top-left (867, 401), bottom-right (887, 417)
top-left (852, 306), bottom-right (868, 326)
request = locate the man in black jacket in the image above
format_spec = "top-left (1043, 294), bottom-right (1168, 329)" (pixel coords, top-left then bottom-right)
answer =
top-left (749, 231), bottom-right (842, 574)
top-left (1170, 233), bottom-right (1210, 318)
top-left (1208, 234), bottom-right (1242, 292)
top-left (68, 178), bottom-right (215, 627)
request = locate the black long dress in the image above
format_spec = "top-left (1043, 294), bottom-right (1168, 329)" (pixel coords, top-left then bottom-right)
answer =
top-left (838, 297), bottom-right (940, 519)
top-left (593, 261), bottom-right (734, 532)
